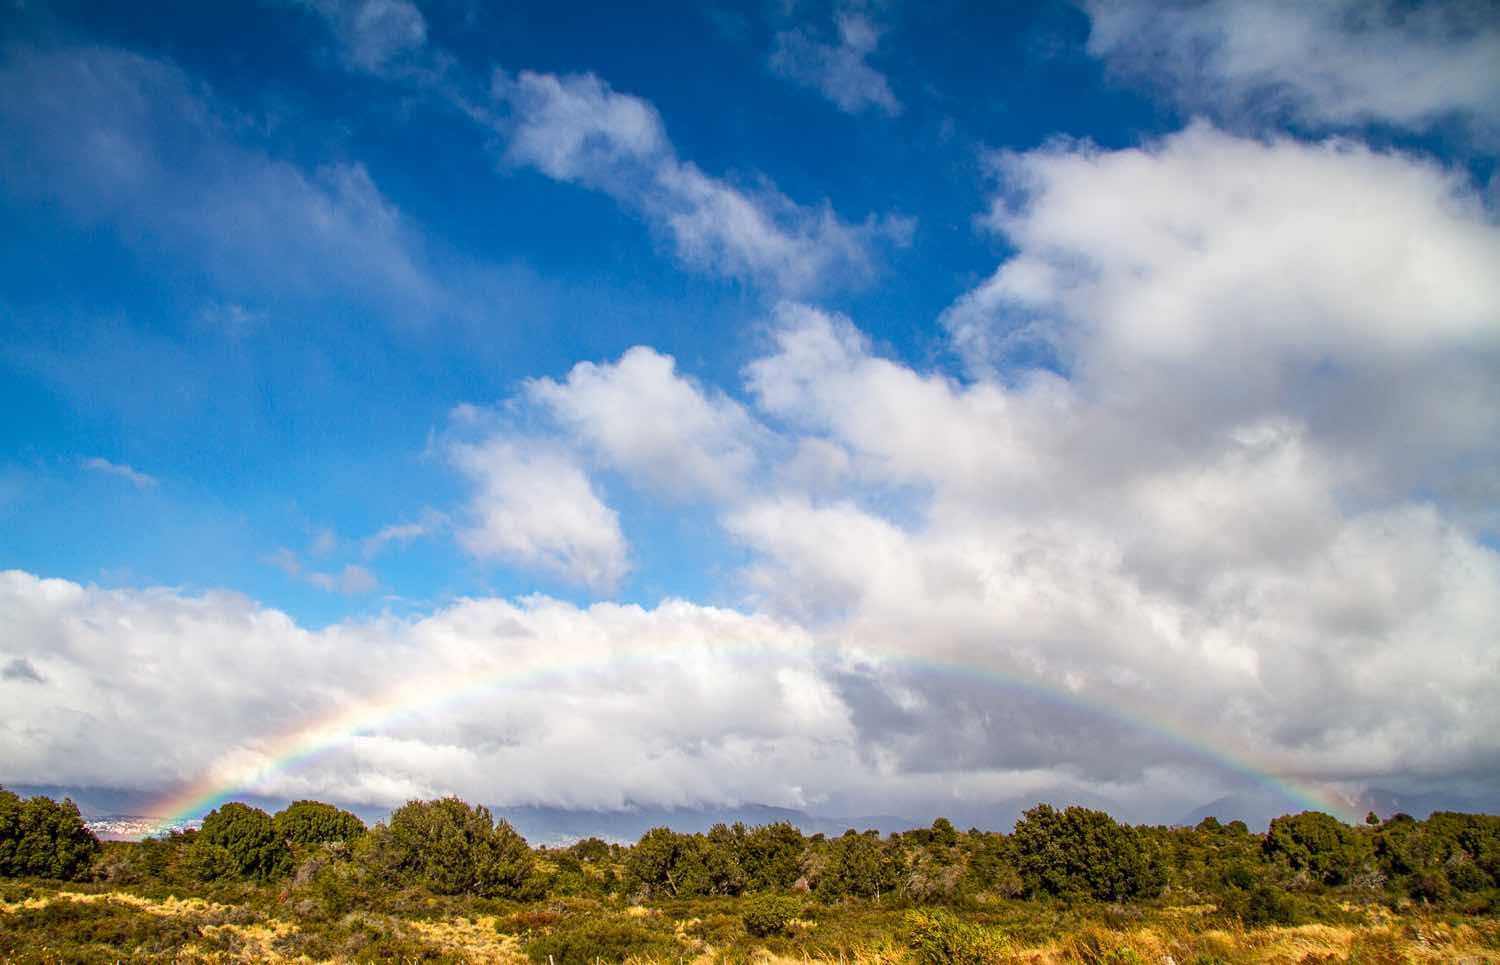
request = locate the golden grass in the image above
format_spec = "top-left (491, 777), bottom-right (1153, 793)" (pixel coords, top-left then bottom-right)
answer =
top-left (0, 888), bottom-right (236, 918)
top-left (406, 913), bottom-right (528, 962)
top-left (7, 888), bottom-right (1500, 964)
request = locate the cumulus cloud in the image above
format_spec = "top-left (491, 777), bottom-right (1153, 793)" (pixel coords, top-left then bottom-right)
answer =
top-left (0, 570), bottom-right (863, 812)
top-left (732, 305), bottom-right (1500, 790)
top-left (449, 438), bottom-right (631, 593)
top-left (769, 7), bottom-right (902, 116)
top-left (419, 122), bottom-right (1500, 800)
top-left (0, 45), bottom-right (454, 322)
top-left (1084, 0), bottom-right (1500, 140)
top-left (304, 0), bottom-right (428, 75)
top-left (81, 457), bottom-right (157, 490)
top-left (526, 346), bottom-right (765, 501)
top-left (490, 68), bottom-right (910, 294)
top-left (941, 123), bottom-right (1500, 507)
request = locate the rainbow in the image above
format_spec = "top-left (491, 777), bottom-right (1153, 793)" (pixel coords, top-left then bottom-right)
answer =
top-left (144, 644), bottom-right (1359, 833)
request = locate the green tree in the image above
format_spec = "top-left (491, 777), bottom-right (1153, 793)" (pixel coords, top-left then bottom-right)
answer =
top-left (193, 803), bottom-right (290, 881)
top-left (1010, 804), bottom-right (1162, 901)
top-left (703, 823), bottom-right (748, 895)
top-left (741, 822), bottom-right (806, 891)
top-left (626, 827), bottom-right (712, 897)
top-left (384, 797), bottom-right (535, 897)
top-left (273, 800), bottom-right (366, 847)
top-left (818, 830), bottom-right (903, 901)
top-left (929, 817), bottom-right (959, 850)
top-left (0, 788), bottom-right (100, 880)
top-left (1263, 811), bottom-right (1368, 885)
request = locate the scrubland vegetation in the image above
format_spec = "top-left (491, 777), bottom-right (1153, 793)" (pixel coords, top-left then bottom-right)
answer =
top-left (3, 785), bottom-right (1499, 962)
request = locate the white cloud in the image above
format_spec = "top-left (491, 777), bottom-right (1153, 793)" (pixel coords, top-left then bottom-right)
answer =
top-left (491, 68), bottom-right (910, 294)
top-left (769, 9), bottom-right (902, 116)
top-left (305, 0), bottom-right (429, 75)
top-left (941, 123), bottom-right (1500, 506)
top-left (0, 570), bottom-right (864, 813)
top-left (268, 549), bottom-right (379, 595)
top-left (527, 346), bottom-right (764, 500)
top-left (81, 457), bottom-right (157, 490)
top-left (363, 508), bottom-right (449, 557)
top-left (733, 305), bottom-right (1500, 790)
top-left (449, 438), bottom-right (631, 592)
top-left (1084, 0), bottom-right (1500, 140)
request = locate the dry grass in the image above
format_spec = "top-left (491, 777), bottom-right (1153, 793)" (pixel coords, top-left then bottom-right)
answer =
top-left (6, 887), bottom-right (1499, 963)
top-left (406, 913), bottom-right (527, 962)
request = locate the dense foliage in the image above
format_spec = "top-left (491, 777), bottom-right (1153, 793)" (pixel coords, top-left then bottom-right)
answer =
top-left (376, 796), bottom-right (536, 897)
top-left (4, 786), bottom-right (1500, 964)
top-left (1011, 804), bottom-right (1163, 901)
top-left (273, 799), bottom-right (366, 847)
top-left (0, 786), bottom-right (98, 880)
top-left (192, 802), bottom-right (291, 881)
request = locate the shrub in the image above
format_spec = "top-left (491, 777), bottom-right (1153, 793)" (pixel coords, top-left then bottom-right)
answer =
top-left (1011, 804), bottom-right (1162, 901)
top-left (385, 797), bottom-right (535, 897)
top-left (525, 914), bottom-right (676, 964)
top-left (905, 908), bottom-right (1010, 965)
top-left (1224, 884), bottom-right (1304, 927)
top-left (1263, 811), bottom-right (1368, 886)
top-left (742, 893), bottom-right (802, 937)
top-left (192, 802), bottom-right (289, 881)
top-left (273, 800), bottom-right (365, 847)
top-left (0, 788), bottom-right (101, 880)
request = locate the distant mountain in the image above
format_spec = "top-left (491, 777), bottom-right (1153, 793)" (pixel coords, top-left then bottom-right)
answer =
top-left (1351, 787), bottom-right (1500, 822)
top-left (1177, 789), bottom-right (1312, 831)
top-left (13, 780), bottom-right (1278, 844)
top-left (5, 784), bottom-right (389, 826)
top-left (493, 803), bottom-right (925, 845)
top-left (1179, 785), bottom-right (1500, 831)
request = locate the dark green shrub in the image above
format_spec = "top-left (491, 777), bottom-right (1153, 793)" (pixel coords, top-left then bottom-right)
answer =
top-left (192, 802), bottom-right (289, 881)
top-left (0, 787), bottom-right (100, 880)
top-left (1011, 804), bottom-right (1162, 901)
top-left (1409, 869), bottom-right (1452, 903)
top-left (385, 797), bottom-right (535, 897)
top-left (1263, 812), bottom-right (1368, 886)
top-left (274, 800), bottom-right (366, 847)
top-left (742, 893), bottom-right (802, 937)
top-left (1226, 884), bottom-right (1304, 927)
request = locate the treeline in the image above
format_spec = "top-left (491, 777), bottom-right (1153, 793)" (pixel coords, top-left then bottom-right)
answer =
top-left (4, 785), bottom-right (1500, 920)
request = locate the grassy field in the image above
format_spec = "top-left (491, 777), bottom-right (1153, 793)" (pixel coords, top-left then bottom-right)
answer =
top-left (4, 878), bottom-right (1498, 963)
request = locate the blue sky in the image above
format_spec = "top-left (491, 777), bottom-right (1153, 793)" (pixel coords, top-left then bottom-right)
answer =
top-left (0, 0), bottom-right (1172, 625)
top-left (2, 0), bottom-right (1499, 822)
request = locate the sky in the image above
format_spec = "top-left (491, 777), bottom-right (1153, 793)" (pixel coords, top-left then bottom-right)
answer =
top-left (1, 0), bottom-right (1498, 826)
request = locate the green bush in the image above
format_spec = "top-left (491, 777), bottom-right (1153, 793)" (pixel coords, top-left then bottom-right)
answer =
top-left (1011, 804), bottom-right (1162, 901)
top-left (1224, 884), bottom-right (1304, 927)
top-left (742, 893), bottom-right (802, 937)
top-left (384, 797), bottom-right (536, 897)
top-left (0, 787), bottom-right (100, 880)
top-left (905, 907), bottom-right (1010, 964)
top-left (1263, 811), bottom-right (1368, 886)
top-left (192, 802), bottom-right (290, 881)
top-left (273, 800), bottom-right (366, 847)
top-left (524, 914), bottom-right (676, 964)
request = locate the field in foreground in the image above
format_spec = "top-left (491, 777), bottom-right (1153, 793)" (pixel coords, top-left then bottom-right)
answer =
top-left (4, 879), bottom-right (1500, 964)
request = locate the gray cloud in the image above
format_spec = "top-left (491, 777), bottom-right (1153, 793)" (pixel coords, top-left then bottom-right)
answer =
top-left (1083, 0), bottom-right (1500, 143)
top-left (3, 657), bottom-right (45, 684)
